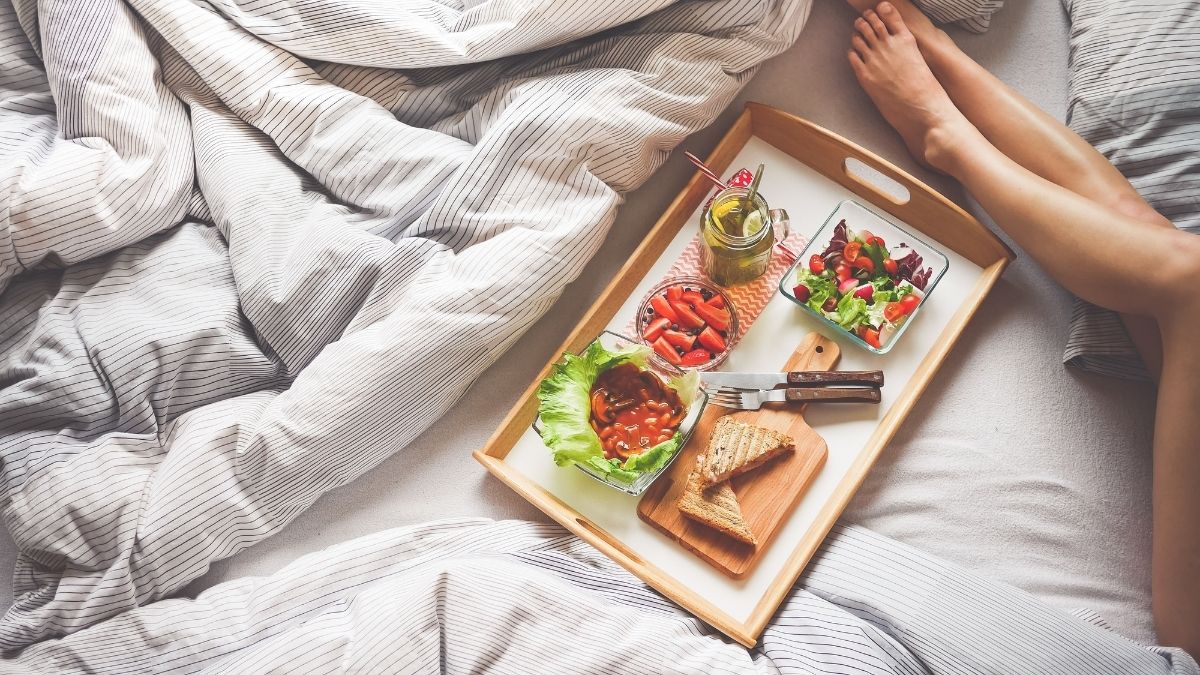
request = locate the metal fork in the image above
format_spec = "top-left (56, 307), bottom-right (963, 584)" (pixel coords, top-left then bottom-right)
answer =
top-left (709, 386), bottom-right (880, 410)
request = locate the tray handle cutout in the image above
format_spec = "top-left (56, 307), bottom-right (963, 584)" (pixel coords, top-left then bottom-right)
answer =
top-left (843, 157), bottom-right (911, 205)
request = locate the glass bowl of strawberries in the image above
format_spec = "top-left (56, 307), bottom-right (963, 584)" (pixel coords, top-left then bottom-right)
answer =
top-left (636, 276), bottom-right (738, 371)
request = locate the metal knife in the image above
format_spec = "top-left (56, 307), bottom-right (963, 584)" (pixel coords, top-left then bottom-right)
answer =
top-left (700, 370), bottom-right (884, 389)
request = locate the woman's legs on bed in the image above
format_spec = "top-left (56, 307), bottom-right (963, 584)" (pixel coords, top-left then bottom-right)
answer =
top-left (845, 2), bottom-right (1200, 656)
top-left (846, 0), bottom-right (1168, 376)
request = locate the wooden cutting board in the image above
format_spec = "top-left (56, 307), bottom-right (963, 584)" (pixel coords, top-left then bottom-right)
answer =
top-left (637, 333), bottom-right (835, 578)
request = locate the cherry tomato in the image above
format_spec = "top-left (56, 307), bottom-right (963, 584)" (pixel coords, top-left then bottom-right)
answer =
top-left (883, 302), bottom-right (905, 323)
top-left (865, 235), bottom-right (886, 248)
top-left (808, 254), bottom-right (826, 274)
top-left (858, 326), bottom-right (882, 349)
top-left (900, 293), bottom-right (920, 313)
top-left (843, 241), bottom-right (862, 262)
top-left (642, 316), bottom-right (670, 341)
top-left (792, 284), bottom-right (811, 302)
top-left (882, 258), bottom-right (898, 276)
top-left (852, 256), bottom-right (875, 273)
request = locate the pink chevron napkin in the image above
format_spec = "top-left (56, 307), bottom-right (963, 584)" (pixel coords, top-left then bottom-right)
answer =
top-left (642, 233), bottom-right (806, 344)
top-left (627, 167), bottom-right (807, 344)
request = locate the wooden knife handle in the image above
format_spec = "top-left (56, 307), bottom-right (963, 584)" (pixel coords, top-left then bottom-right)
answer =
top-left (784, 387), bottom-right (881, 403)
top-left (786, 370), bottom-right (884, 387)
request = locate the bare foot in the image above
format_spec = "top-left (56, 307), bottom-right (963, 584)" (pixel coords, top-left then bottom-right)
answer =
top-left (844, 0), bottom-right (959, 74)
top-left (847, 2), bottom-right (979, 172)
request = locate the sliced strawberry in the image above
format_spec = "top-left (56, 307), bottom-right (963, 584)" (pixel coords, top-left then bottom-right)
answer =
top-left (662, 329), bottom-right (695, 351)
top-left (665, 285), bottom-right (684, 302)
top-left (641, 316), bottom-right (670, 342)
top-left (697, 326), bottom-right (727, 353)
top-left (680, 349), bottom-right (711, 367)
top-left (680, 290), bottom-right (706, 307)
top-left (669, 300), bottom-right (705, 330)
top-left (653, 337), bottom-right (682, 365)
top-left (693, 301), bottom-right (730, 332)
top-left (706, 294), bottom-right (726, 309)
top-left (650, 295), bottom-right (679, 323)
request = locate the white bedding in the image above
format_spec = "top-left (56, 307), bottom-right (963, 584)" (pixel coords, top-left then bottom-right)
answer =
top-left (0, 0), bottom-right (812, 649)
top-left (9, 520), bottom-right (1194, 674)
top-left (173, 0), bottom-right (1156, 647)
top-left (0, 0), bottom-right (1160, 661)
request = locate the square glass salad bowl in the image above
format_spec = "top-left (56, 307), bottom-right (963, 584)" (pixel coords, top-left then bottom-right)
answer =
top-left (779, 200), bottom-right (949, 355)
top-left (532, 330), bottom-right (708, 496)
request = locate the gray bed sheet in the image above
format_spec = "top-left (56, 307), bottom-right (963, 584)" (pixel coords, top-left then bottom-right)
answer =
top-left (0, 0), bottom-right (1156, 646)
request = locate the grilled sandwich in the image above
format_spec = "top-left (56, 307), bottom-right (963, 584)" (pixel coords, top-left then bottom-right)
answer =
top-left (700, 417), bottom-right (793, 486)
top-left (676, 455), bottom-right (756, 545)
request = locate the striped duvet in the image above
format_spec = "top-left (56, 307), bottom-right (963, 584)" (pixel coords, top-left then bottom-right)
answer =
top-left (0, 0), bottom-right (812, 650)
top-left (9, 520), bottom-right (1197, 673)
top-left (0, 0), bottom-right (1191, 669)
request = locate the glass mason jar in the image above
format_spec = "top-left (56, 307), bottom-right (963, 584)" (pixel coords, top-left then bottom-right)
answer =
top-left (700, 187), bottom-right (790, 286)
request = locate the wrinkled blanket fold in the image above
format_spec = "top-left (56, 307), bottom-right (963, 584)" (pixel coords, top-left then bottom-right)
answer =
top-left (0, 0), bottom-right (810, 648)
top-left (7, 519), bottom-right (1195, 674)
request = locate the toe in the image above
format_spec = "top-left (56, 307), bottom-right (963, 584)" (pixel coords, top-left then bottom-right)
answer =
top-left (848, 49), bottom-right (867, 78)
top-left (876, 1), bottom-right (908, 35)
top-left (854, 17), bottom-right (877, 43)
top-left (863, 9), bottom-right (887, 38)
top-left (850, 34), bottom-right (870, 59)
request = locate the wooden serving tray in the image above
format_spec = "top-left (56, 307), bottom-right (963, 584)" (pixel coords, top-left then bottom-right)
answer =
top-left (638, 333), bottom-right (835, 578)
top-left (474, 103), bottom-right (1014, 647)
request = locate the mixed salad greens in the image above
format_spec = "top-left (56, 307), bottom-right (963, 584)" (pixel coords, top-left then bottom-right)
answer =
top-left (536, 339), bottom-right (699, 484)
top-left (792, 219), bottom-right (932, 349)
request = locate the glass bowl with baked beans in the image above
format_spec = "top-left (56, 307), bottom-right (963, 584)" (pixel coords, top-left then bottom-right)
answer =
top-left (532, 331), bottom-right (709, 496)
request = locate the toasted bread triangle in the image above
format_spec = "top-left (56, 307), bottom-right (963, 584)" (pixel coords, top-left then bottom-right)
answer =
top-left (676, 455), bottom-right (756, 545)
top-left (701, 418), bottom-right (794, 487)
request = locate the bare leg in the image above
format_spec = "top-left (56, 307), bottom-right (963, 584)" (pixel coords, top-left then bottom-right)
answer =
top-left (848, 0), bottom-right (1168, 375)
top-left (847, 4), bottom-right (1200, 657)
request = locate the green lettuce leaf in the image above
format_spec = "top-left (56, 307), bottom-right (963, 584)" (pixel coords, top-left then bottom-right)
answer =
top-left (795, 269), bottom-right (837, 313)
top-left (834, 291), bottom-right (869, 330)
top-left (535, 340), bottom-right (696, 484)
